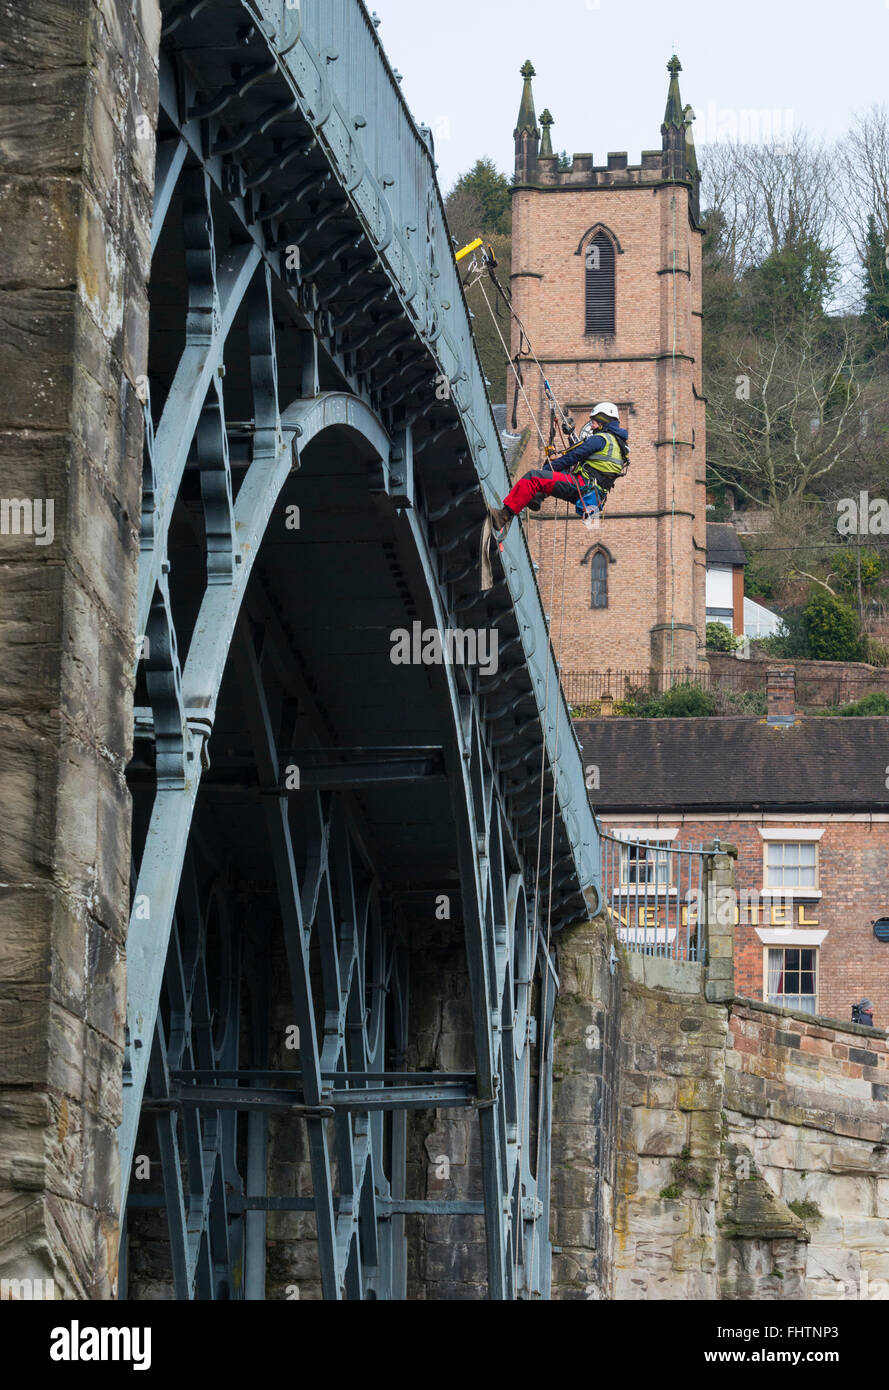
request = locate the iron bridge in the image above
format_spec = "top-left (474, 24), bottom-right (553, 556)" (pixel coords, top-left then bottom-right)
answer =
top-left (122, 0), bottom-right (602, 1300)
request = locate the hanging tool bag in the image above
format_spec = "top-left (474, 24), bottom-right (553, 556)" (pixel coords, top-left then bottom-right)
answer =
top-left (574, 484), bottom-right (608, 517)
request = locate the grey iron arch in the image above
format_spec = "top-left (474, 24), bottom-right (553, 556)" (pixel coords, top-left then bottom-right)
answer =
top-left (127, 363), bottom-right (557, 1297)
top-left (124, 381), bottom-right (394, 1188)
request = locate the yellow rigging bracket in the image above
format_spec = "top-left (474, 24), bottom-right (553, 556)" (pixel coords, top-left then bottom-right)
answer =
top-left (454, 236), bottom-right (496, 266)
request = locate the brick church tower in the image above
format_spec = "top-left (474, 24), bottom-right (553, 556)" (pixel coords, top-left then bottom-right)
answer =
top-left (509, 57), bottom-right (708, 678)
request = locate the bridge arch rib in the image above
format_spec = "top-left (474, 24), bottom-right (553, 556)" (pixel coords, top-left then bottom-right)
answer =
top-left (123, 0), bottom-right (602, 1302)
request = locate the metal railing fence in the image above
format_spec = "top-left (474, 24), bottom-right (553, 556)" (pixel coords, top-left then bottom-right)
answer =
top-left (600, 831), bottom-right (708, 962)
top-left (564, 667), bottom-right (889, 712)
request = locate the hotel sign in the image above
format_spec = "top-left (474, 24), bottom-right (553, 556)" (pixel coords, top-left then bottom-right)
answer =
top-left (621, 901), bottom-right (820, 929)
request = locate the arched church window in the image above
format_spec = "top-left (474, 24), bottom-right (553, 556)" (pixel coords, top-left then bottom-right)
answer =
top-left (591, 551), bottom-right (608, 609)
top-left (584, 232), bottom-right (615, 335)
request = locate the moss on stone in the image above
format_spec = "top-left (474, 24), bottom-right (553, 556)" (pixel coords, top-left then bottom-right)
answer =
top-left (660, 1143), bottom-right (714, 1199)
top-left (787, 1198), bottom-right (822, 1223)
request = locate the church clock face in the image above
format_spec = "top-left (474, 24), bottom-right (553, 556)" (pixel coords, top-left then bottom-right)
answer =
top-left (579, 419), bottom-right (596, 440)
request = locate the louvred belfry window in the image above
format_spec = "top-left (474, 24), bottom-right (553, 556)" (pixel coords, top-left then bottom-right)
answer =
top-left (584, 232), bottom-right (615, 335)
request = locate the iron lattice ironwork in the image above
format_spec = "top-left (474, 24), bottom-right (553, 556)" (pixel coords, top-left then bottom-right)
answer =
top-left (121, 0), bottom-right (601, 1300)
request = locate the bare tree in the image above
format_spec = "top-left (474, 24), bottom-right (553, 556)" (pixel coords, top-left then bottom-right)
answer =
top-left (442, 186), bottom-right (485, 247)
top-left (699, 141), bottom-right (761, 275)
top-left (836, 104), bottom-right (889, 261)
top-left (741, 134), bottom-right (839, 262)
top-left (701, 132), bottom-right (840, 272)
top-left (707, 314), bottom-right (864, 511)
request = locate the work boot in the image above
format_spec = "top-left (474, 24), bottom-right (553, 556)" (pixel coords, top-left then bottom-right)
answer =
top-left (490, 506), bottom-right (513, 535)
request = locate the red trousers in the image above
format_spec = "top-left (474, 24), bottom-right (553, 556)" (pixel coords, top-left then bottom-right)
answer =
top-left (503, 469), bottom-right (584, 515)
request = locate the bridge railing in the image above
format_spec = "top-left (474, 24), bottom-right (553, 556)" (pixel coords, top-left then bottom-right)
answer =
top-left (600, 831), bottom-right (708, 962)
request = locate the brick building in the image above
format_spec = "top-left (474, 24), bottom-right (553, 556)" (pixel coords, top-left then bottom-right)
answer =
top-left (508, 57), bottom-right (707, 674)
top-left (576, 671), bottom-right (889, 1026)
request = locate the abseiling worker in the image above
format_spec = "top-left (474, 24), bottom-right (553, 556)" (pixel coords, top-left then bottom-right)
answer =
top-left (490, 402), bottom-right (629, 534)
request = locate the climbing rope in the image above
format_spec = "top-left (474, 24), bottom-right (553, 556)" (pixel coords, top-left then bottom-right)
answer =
top-left (471, 264), bottom-right (573, 1295)
top-left (466, 249), bottom-right (579, 446)
top-left (514, 477), bottom-right (570, 1296)
top-left (476, 276), bottom-right (549, 452)
top-left (527, 494), bottom-right (571, 1293)
top-left (463, 241), bottom-right (606, 1290)
top-left (472, 272), bottom-right (599, 526)
top-left (668, 181), bottom-right (679, 665)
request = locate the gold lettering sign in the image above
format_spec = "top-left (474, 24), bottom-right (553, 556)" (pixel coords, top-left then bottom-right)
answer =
top-left (639, 902), bottom-right (819, 928)
top-left (682, 902), bottom-right (819, 927)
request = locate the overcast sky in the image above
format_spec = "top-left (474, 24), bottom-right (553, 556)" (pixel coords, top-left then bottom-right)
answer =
top-left (370, 0), bottom-right (888, 192)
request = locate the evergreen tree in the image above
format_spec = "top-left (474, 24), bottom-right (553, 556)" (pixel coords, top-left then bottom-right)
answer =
top-left (701, 205), bottom-right (744, 348)
top-left (744, 237), bottom-right (838, 333)
top-left (862, 214), bottom-right (889, 349)
top-left (447, 158), bottom-right (512, 235)
top-left (802, 588), bottom-right (867, 662)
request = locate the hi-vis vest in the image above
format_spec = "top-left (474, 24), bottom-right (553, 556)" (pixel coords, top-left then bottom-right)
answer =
top-left (574, 430), bottom-right (625, 486)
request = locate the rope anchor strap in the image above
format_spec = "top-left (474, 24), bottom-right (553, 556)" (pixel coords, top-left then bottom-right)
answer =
top-left (480, 513), bottom-right (495, 592)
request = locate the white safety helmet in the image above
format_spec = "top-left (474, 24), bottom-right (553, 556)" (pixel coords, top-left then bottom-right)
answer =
top-left (591, 401), bottom-right (620, 423)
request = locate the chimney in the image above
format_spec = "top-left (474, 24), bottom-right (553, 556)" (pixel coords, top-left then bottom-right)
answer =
top-left (767, 666), bottom-right (796, 727)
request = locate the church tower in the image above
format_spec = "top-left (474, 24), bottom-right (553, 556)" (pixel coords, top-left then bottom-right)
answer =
top-left (509, 57), bottom-right (707, 679)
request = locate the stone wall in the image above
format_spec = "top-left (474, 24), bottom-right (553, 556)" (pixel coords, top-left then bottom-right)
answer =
top-left (708, 653), bottom-right (889, 710)
top-left (612, 954), bottom-right (727, 1299)
top-left (551, 905), bottom-right (889, 1299)
top-left (726, 999), bottom-right (889, 1300)
top-left (0, 0), bottom-right (158, 1297)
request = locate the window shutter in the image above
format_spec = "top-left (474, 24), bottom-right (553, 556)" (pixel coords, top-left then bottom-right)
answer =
top-left (585, 233), bottom-right (615, 335)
